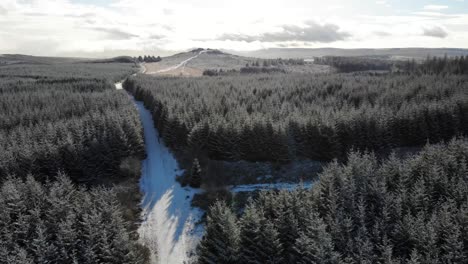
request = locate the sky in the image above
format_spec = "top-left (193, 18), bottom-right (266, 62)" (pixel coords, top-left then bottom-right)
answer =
top-left (0, 0), bottom-right (467, 57)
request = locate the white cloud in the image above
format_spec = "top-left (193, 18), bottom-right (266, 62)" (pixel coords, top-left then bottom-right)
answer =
top-left (216, 22), bottom-right (351, 43)
top-left (0, 0), bottom-right (466, 57)
top-left (423, 26), bottom-right (449, 38)
top-left (423, 5), bottom-right (449, 11)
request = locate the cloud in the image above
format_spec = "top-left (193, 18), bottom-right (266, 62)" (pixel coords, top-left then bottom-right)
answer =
top-left (217, 21), bottom-right (350, 43)
top-left (90, 27), bottom-right (139, 40)
top-left (0, 5), bottom-right (8, 15)
top-left (423, 5), bottom-right (449, 11)
top-left (163, 8), bottom-right (173, 15)
top-left (374, 31), bottom-right (391, 37)
top-left (23, 12), bottom-right (49, 16)
top-left (375, 1), bottom-right (390, 7)
top-left (149, 34), bottom-right (166, 40)
top-left (423, 26), bottom-right (448, 38)
top-left (64, 13), bottom-right (96, 18)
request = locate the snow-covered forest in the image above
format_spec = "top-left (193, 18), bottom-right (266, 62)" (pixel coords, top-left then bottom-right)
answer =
top-left (125, 71), bottom-right (468, 163)
top-left (1, 54), bottom-right (468, 264)
top-left (124, 56), bottom-right (468, 263)
top-left (199, 139), bottom-right (468, 263)
top-left (0, 62), bottom-right (149, 263)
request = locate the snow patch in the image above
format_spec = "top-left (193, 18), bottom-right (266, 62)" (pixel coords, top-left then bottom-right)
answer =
top-left (115, 82), bottom-right (123, 90)
top-left (130, 95), bottom-right (204, 264)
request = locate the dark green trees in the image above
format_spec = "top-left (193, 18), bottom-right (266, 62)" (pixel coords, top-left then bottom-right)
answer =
top-left (238, 203), bottom-right (283, 264)
top-left (197, 201), bottom-right (240, 264)
top-left (0, 63), bottom-right (147, 263)
top-left (125, 72), bottom-right (468, 167)
top-left (294, 211), bottom-right (341, 264)
top-left (196, 139), bottom-right (468, 264)
top-left (188, 158), bottom-right (202, 188)
top-left (0, 76), bottom-right (145, 184)
top-left (137, 55), bottom-right (162, 63)
top-left (0, 175), bottom-right (147, 264)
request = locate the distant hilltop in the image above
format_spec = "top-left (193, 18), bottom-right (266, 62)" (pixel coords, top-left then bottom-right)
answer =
top-left (188, 48), bottom-right (227, 55)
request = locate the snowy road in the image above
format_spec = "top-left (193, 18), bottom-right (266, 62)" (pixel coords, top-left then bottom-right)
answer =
top-left (115, 64), bottom-right (145, 89)
top-left (130, 95), bottom-right (203, 264)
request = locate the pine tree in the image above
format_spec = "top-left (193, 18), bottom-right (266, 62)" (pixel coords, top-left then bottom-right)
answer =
top-left (259, 222), bottom-right (284, 264)
top-left (30, 219), bottom-right (58, 263)
top-left (294, 211), bottom-right (341, 264)
top-left (198, 201), bottom-right (239, 264)
top-left (189, 158), bottom-right (202, 188)
top-left (407, 249), bottom-right (422, 264)
top-left (238, 203), bottom-right (265, 264)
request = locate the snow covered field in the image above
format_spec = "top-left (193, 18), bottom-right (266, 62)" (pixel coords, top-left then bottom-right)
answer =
top-left (130, 94), bottom-right (204, 264)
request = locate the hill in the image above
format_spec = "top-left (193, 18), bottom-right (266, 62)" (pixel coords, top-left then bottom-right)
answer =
top-left (0, 54), bottom-right (87, 65)
top-left (0, 54), bottom-right (138, 66)
top-left (143, 48), bottom-right (330, 76)
top-left (88, 56), bottom-right (136, 63)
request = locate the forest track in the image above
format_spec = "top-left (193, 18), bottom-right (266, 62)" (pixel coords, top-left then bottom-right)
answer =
top-left (132, 96), bottom-right (203, 264)
top-left (115, 64), bottom-right (146, 89)
top-left (115, 70), bottom-right (203, 263)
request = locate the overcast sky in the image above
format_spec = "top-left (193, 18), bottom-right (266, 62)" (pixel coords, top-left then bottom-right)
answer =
top-left (0, 0), bottom-right (467, 57)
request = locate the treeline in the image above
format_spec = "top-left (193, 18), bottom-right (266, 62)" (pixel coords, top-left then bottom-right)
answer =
top-left (316, 55), bottom-right (468, 75)
top-left (198, 139), bottom-right (468, 263)
top-left (125, 73), bottom-right (468, 163)
top-left (315, 56), bottom-right (395, 72)
top-left (0, 175), bottom-right (148, 263)
top-left (397, 56), bottom-right (468, 75)
top-left (203, 67), bottom-right (286, 76)
top-left (0, 62), bottom-right (138, 82)
top-left (202, 69), bottom-right (237, 76)
top-left (246, 58), bottom-right (305, 67)
top-left (240, 67), bottom-right (286, 74)
top-left (137, 56), bottom-right (162, 63)
top-left (0, 77), bottom-right (145, 183)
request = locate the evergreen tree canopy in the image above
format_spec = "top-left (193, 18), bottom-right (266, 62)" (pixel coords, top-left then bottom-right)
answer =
top-left (197, 139), bottom-right (468, 264)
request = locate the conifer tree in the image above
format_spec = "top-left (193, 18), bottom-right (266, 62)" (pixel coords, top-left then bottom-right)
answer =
top-left (294, 211), bottom-right (341, 264)
top-left (238, 203), bottom-right (266, 264)
top-left (189, 158), bottom-right (202, 188)
top-left (198, 201), bottom-right (239, 264)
